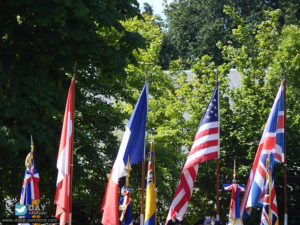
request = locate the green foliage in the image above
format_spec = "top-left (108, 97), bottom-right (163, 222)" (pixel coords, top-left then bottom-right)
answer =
top-left (159, 35), bottom-right (179, 70)
top-left (164, 0), bottom-right (231, 67)
top-left (0, 0), bottom-right (299, 224)
top-left (162, 0), bottom-right (300, 69)
top-left (219, 8), bottom-right (300, 224)
top-left (0, 0), bottom-right (145, 223)
top-left (142, 2), bottom-right (154, 16)
top-left (103, 10), bottom-right (300, 225)
top-left (118, 14), bottom-right (234, 221)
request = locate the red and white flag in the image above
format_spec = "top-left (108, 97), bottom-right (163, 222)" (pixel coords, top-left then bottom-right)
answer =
top-left (54, 78), bottom-right (75, 225)
top-left (166, 83), bottom-right (219, 222)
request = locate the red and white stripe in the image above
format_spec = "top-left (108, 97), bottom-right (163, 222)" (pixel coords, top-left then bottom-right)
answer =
top-left (166, 120), bottom-right (219, 222)
top-left (275, 110), bottom-right (284, 163)
top-left (54, 78), bottom-right (75, 225)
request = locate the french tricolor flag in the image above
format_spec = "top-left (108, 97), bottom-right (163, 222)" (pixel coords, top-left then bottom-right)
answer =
top-left (54, 78), bottom-right (75, 225)
top-left (101, 82), bottom-right (149, 225)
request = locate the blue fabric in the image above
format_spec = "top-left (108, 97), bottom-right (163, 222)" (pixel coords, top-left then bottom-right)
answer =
top-left (198, 82), bottom-right (219, 126)
top-left (122, 82), bottom-right (148, 166)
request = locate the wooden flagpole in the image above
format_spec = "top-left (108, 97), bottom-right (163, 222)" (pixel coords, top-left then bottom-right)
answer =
top-left (216, 159), bottom-right (220, 220)
top-left (283, 79), bottom-right (288, 225)
top-left (69, 62), bottom-right (76, 225)
top-left (216, 72), bottom-right (220, 220)
top-left (140, 160), bottom-right (145, 225)
top-left (266, 156), bottom-right (272, 225)
top-left (151, 139), bottom-right (157, 225)
top-left (140, 72), bottom-right (148, 225)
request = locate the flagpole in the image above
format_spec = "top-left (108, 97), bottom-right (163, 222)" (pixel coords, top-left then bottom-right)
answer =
top-left (266, 156), bottom-right (272, 225)
top-left (283, 79), bottom-right (288, 225)
top-left (120, 157), bottom-right (132, 222)
top-left (151, 139), bottom-right (157, 225)
top-left (216, 159), bottom-right (220, 220)
top-left (216, 74), bottom-right (220, 220)
top-left (140, 70), bottom-right (149, 225)
top-left (140, 160), bottom-right (145, 225)
top-left (69, 63), bottom-right (76, 225)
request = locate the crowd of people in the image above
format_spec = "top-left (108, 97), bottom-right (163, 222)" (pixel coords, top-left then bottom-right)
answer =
top-left (166, 218), bottom-right (223, 225)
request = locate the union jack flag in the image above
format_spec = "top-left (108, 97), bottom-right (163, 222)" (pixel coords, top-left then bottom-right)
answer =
top-left (240, 81), bottom-right (285, 219)
top-left (166, 83), bottom-right (219, 222)
top-left (223, 183), bottom-right (245, 220)
top-left (260, 162), bottom-right (279, 225)
top-left (119, 186), bottom-right (133, 225)
top-left (19, 137), bottom-right (40, 219)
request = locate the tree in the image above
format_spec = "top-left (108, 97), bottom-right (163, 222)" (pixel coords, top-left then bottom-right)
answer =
top-left (162, 0), bottom-right (300, 69)
top-left (219, 9), bottom-right (300, 224)
top-left (1, 1), bottom-right (299, 224)
top-left (121, 8), bottom-right (300, 225)
top-left (0, 0), bottom-right (145, 223)
top-left (119, 13), bottom-right (234, 223)
top-left (164, 0), bottom-right (230, 67)
top-left (142, 2), bottom-right (154, 15)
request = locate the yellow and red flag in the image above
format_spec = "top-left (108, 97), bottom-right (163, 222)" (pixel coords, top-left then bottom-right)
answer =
top-left (145, 142), bottom-right (156, 225)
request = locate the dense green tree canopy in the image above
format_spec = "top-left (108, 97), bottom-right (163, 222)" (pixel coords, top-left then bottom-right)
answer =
top-left (162, 0), bottom-right (300, 68)
top-left (120, 9), bottom-right (300, 225)
top-left (0, 1), bottom-right (299, 225)
top-left (0, 0), bottom-right (145, 223)
top-left (219, 9), bottom-right (300, 224)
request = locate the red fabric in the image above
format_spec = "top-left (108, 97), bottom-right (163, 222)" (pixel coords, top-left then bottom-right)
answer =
top-left (55, 175), bottom-right (70, 224)
top-left (101, 170), bottom-right (119, 225)
top-left (54, 78), bottom-right (75, 225)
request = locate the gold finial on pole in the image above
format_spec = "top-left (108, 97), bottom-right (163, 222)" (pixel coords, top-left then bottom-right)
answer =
top-left (125, 156), bottom-right (131, 187)
top-left (233, 158), bottom-right (236, 183)
top-left (266, 154), bottom-right (270, 168)
top-left (25, 136), bottom-right (34, 170)
top-left (119, 156), bottom-right (132, 221)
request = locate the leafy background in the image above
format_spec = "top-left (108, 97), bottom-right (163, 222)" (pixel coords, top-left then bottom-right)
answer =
top-left (0, 0), bottom-right (299, 224)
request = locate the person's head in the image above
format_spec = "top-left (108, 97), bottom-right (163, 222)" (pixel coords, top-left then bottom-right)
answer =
top-left (204, 218), bottom-right (222, 225)
top-left (193, 218), bottom-right (205, 225)
top-left (167, 218), bottom-right (181, 225)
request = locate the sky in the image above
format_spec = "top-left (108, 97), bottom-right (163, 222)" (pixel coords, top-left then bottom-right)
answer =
top-left (137, 0), bottom-right (170, 19)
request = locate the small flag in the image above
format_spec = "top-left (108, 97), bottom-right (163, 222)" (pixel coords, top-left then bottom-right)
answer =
top-left (54, 78), bottom-right (75, 225)
top-left (119, 186), bottom-right (133, 225)
top-left (240, 81), bottom-right (285, 219)
top-left (101, 83), bottom-right (149, 225)
top-left (223, 183), bottom-right (244, 225)
top-left (144, 142), bottom-right (156, 225)
top-left (19, 137), bottom-right (40, 219)
top-left (260, 159), bottom-right (279, 225)
top-left (166, 82), bottom-right (219, 222)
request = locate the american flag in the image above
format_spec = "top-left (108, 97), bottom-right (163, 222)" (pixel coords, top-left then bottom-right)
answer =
top-left (260, 162), bottom-right (279, 225)
top-left (240, 81), bottom-right (285, 219)
top-left (166, 83), bottom-right (219, 222)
